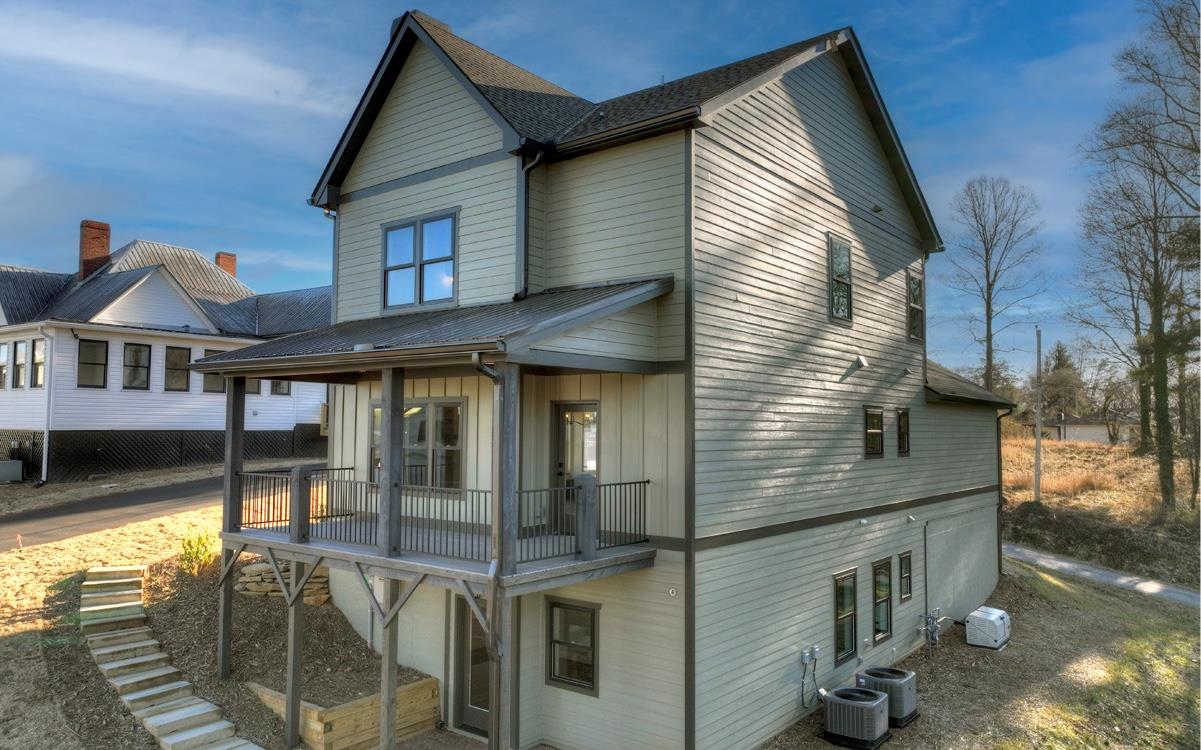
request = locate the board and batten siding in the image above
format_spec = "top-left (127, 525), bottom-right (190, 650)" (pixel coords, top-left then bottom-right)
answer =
top-left (690, 48), bottom-right (998, 537)
top-left (539, 133), bottom-right (687, 361)
top-left (91, 271), bottom-right (214, 332)
top-left (693, 492), bottom-right (997, 750)
top-left (341, 40), bottom-right (503, 193)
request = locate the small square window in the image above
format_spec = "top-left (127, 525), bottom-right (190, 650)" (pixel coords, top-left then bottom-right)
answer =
top-left (246, 378), bottom-right (262, 395)
top-left (864, 408), bottom-right (884, 457)
top-left (547, 599), bottom-right (599, 695)
top-left (270, 380), bottom-right (291, 396)
top-left (383, 214), bottom-right (456, 308)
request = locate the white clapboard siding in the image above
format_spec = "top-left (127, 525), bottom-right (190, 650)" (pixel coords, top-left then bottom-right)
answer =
top-left (691, 48), bottom-right (999, 537)
top-left (0, 334), bottom-right (49, 430)
top-left (91, 270), bottom-right (214, 332)
top-left (341, 40), bottom-right (503, 193)
top-left (693, 492), bottom-right (996, 750)
top-left (541, 133), bottom-right (687, 360)
top-left (336, 157), bottom-right (518, 321)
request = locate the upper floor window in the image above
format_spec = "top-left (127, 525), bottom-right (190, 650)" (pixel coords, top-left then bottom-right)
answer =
top-left (122, 343), bottom-right (151, 390)
top-left (906, 270), bottom-right (924, 340)
top-left (828, 233), bottom-right (853, 321)
top-left (12, 341), bottom-right (26, 388)
top-left (202, 350), bottom-right (226, 393)
top-left (164, 346), bottom-right (191, 392)
top-left (31, 339), bottom-right (45, 388)
top-left (270, 380), bottom-right (291, 396)
top-left (384, 214), bottom-right (456, 308)
top-left (78, 339), bottom-right (109, 388)
top-left (833, 570), bottom-right (857, 664)
top-left (897, 408), bottom-right (910, 457)
top-left (864, 408), bottom-right (884, 457)
top-left (0, 342), bottom-right (8, 389)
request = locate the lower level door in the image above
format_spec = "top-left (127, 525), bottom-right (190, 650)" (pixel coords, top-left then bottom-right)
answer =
top-left (457, 596), bottom-right (490, 735)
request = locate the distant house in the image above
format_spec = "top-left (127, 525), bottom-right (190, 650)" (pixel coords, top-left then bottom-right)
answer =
top-left (1024, 412), bottom-right (1136, 444)
top-left (0, 220), bottom-right (331, 482)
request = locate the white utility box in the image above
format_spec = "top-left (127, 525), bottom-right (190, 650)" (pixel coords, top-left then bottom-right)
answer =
top-left (965, 606), bottom-right (1011, 649)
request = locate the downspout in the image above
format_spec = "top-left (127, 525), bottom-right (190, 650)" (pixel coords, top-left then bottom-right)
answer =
top-left (995, 406), bottom-right (1013, 576)
top-left (514, 148), bottom-right (544, 301)
top-left (471, 351), bottom-right (504, 750)
top-left (37, 324), bottom-right (55, 484)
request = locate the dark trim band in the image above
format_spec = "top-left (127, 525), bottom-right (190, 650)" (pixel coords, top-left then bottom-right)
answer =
top-left (339, 150), bottom-right (512, 204)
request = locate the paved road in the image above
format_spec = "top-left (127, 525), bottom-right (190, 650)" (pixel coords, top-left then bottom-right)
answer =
top-left (1004, 542), bottom-right (1200, 608)
top-left (0, 476), bottom-right (223, 552)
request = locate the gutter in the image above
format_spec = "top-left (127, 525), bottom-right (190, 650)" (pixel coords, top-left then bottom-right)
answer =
top-left (550, 107), bottom-right (702, 158)
top-left (37, 324), bottom-right (54, 483)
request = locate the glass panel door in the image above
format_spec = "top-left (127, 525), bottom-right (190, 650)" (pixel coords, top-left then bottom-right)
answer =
top-left (552, 403), bottom-right (598, 534)
top-left (458, 596), bottom-right (490, 735)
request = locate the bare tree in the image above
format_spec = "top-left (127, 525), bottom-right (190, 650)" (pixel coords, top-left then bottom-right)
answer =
top-left (947, 176), bottom-right (1044, 392)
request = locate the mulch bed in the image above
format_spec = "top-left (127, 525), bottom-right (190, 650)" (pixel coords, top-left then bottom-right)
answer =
top-left (145, 556), bottom-right (429, 750)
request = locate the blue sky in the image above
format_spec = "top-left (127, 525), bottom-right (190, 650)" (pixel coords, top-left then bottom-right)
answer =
top-left (0, 0), bottom-right (1140, 374)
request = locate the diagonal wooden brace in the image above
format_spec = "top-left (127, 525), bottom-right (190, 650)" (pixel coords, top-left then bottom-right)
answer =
top-left (284, 556), bottom-right (326, 607)
top-left (351, 563), bottom-right (426, 628)
top-left (215, 543), bottom-right (247, 588)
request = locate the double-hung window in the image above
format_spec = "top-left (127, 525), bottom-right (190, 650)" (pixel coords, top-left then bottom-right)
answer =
top-left (122, 343), bottom-right (151, 390)
top-left (828, 233), bottom-right (853, 321)
top-left (77, 340), bottom-right (109, 388)
top-left (384, 214), bottom-right (456, 308)
top-left (897, 408), bottom-right (910, 457)
top-left (899, 552), bottom-right (913, 601)
top-left (872, 558), bottom-right (892, 642)
top-left (164, 347), bottom-right (191, 392)
top-left (906, 269), bottom-right (924, 340)
top-left (834, 570), bottom-right (857, 664)
top-left (202, 350), bottom-right (226, 393)
top-left (370, 401), bottom-right (463, 488)
top-left (0, 342), bottom-right (9, 388)
top-left (547, 599), bottom-right (599, 695)
top-left (31, 339), bottom-right (45, 388)
top-left (270, 380), bottom-right (291, 396)
top-left (864, 408), bottom-right (884, 457)
top-left (13, 341), bottom-right (27, 388)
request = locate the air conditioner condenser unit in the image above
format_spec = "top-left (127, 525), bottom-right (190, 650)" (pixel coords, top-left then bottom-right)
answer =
top-left (965, 606), bottom-right (1011, 650)
top-left (856, 667), bottom-right (918, 727)
top-left (821, 687), bottom-right (890, 749)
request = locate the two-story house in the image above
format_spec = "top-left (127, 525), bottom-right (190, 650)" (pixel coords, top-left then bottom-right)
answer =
top-left (191, 12), bottom-right (1012, 750)
top-left (0, 220), bottom-right (330, 482)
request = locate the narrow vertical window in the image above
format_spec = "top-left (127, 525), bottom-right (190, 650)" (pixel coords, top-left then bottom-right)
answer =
top-left (872, 558), bottom-right (892, 642)
top-left (13, 341), bottom-right (27, 388)
top-left (0, 342), bottom-right (9, 388)
top-left (899, 551), bottom-right (913, 601)
top-left (834, 570), bottom-right (857, 664)
top-left (270, 380), bottom-right (291, 396)
top-left (906, 269), bottom-right (924, 340)
top-left (897, 408), bottom-right (910, 457)
top-left (77, 339), bottom-right (109, 388)
top-left (433, 403), bottom-right (462, 488)
top-left (828, 233), bottom-right (853, 321)
top-left (31, 339), bottom-right (45, 388)
top-left (122, 343), bottom-right (150, 390)
top-left (202, 350), bottom-right (226, 393)
top-left (164, 347), bottom-right (191, 392)
top-left (383, 213), bottom-right (456, 308)
top-left (547, 599), bottom-right (599, 694)
top-left (864, 408), bottom-right (884, 457)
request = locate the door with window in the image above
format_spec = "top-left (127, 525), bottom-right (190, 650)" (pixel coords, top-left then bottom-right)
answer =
top-left (551, 403), bottom-right (598, 533)
top-left (455, 596), bottom-right (490, 735)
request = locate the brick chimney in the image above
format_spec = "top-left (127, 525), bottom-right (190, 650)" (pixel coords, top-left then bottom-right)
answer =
top-left (78, 219), bottom-right (111, 279)
top-left (214, 251), bottom-right (237, 277)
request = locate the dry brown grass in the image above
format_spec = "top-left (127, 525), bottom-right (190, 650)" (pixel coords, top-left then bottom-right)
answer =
top-left (1005, 469), bottom-right (1116, 497)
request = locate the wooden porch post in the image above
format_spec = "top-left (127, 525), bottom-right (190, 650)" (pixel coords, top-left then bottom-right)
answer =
top-left (488, 362), bottom-right (520, 749)
top-left (218, 375), bottom-right (245, 680)
top-left (378, 368), bottom-right (405, 557)
top-left (285, 559), bottom-right (307, 750)
top-left (378, 578), bottom-right (401, 750)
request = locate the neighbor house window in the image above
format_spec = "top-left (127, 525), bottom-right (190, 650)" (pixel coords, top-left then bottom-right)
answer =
top-left (246, 378), bottom-right (262, 395)
top-left (12, 341), bottom-right (26, 388)
top-left (864, 408), bottom-right (884, 457)
top-left (383, 214), bottom-right (456, 308)
top-left (202, 350), bottom-right (226, 393)
top-left (164, 346), bottom-right (191, 392)
top-left (31, 339), bottom-right (45, 388)
top-left (77, 339), bottom-right (108, 388)
top-left (834, 570), bottom-right (857, 664)
top-left (899, 552), bottom-right (913, 601)
top-left (0, 342), bottom-right (9, 388)
top-left (897, 408), bottom-right (910, 457)
top-left (906, 269), bottom-right (924, 340)
top-left (828, 233), bottom-right (853, 321)
top-left (872, 558), bottom-right (892, 642)
top-left (547, 599), bottom-right (598, 695)
top-left (122, 343), bottom-right (151, 390)
top-left (270, 380), bottom-right (291, 396)
top-left (370, 401), bottom-right (463, 488)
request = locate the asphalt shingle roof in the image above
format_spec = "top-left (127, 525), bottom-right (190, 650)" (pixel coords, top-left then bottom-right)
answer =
top-left (925, 360), bottom-right (1014, 408)
top-left (0, 265), bottom-right (72, 324)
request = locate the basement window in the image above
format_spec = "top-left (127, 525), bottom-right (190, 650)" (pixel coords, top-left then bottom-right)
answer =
top-left (77, 339), bottom-right (109, 389)
top-left (164, 346), bottom-right (191, 392)
top-left (872, 558), bottom-right (892, 642)
top-left (899, 551), bottom-right (913, 602)
top-left (907, 269), bottom-right (924, 341)
top-left (828, 233), bottom-right (853, 321)
top-left (383, 213), bottom-right (456, 308)
top-left (546, 598), bottom-right (599, 696)
top-left (122, 343), bottom-right (150, 390)
top-left (897, 408), bottom-right (910, 457)
top-left (0, 342), bottom-right (9, 389)
top-left (864, 408), bottom-right (884, 457)
top-left (12, 341), bottom-right (25, 388)
top-left (203, 350), bottom-right (226, 393)
top-left (834, 570), bottom-right (857, 664)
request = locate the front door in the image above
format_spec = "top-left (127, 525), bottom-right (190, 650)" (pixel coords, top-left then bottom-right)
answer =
top-left (552, 403), bottom-right (598, 533)
top-left (457, 596), bottom-right (490, 735)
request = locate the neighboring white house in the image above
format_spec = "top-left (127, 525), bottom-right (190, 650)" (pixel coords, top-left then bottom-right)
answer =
top-left (0, 220), bottom-right (331, 482)
top-left (193, 12), bottom-right (1015, 750)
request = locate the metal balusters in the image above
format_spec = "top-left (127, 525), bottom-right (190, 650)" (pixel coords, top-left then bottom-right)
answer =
top-left (596, 479), bottom-right (650, 549)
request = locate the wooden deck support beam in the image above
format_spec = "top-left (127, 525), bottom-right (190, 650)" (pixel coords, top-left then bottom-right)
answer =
top-left (285, 559), bottom-right (307, 750)
top-left (378, 578), bottom-right (401, 750)
top-left (218, 375), bottom-right (245, 680)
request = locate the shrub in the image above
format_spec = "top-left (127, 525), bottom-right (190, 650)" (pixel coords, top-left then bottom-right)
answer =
top-left (180, 528), bottom-right (218, 576)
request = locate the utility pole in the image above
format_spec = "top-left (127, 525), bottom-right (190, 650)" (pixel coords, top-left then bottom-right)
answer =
top-left (1034, 325), bottom-right (1043, 504)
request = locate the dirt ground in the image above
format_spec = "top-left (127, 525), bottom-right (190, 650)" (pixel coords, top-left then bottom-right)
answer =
top-left (1000, 439), bottom-right (1200, 587)
top-left (765, 559), bottom-right (1199, 750)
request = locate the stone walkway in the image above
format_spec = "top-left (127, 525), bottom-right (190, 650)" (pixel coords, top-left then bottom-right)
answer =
top-left (1003, 543), bottom-right (1200, 608)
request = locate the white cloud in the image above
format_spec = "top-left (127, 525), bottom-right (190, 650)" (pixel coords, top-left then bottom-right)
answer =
top-left (0, 7), bottom-right (351, 116)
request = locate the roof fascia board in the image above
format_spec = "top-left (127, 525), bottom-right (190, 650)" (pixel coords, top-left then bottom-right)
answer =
top-left (924, 386), bottom-right (1013, 408)
top-left (697, 31), bottom-right (845, 120)
top-left (92, 266), bottom-right (220, 334)
top-left (551, 109), bottom-right (699, 159)
top-left (500, 277), bottom-right (674, 352)
top-left (26, 319), bottom-right (261, 345)
top-left (189, 345), bottom-right (499, 376)
top-left (837, 30), bottom-right (943, 253)
top-left (310, 14), bottom-right (520, 208)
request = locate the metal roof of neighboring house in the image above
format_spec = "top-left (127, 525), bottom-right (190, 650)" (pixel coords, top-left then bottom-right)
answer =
top-left (925, 360), bottom-right (1015, 408)
top-left (39, 266), bottom-right (158, 323)
top-left (0, 264), bottom-right (72, 325)
top-left (193, 277), bottom-right (673, 370)
top-left (254, 286), bottom-right (335, 337)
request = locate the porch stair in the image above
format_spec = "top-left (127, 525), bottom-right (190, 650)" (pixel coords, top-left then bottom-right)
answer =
top-left (80, 565), bottom-right (265, 750)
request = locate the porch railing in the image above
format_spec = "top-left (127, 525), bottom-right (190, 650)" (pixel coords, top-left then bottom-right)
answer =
top-left (598, 479), bottom-right (650, 550)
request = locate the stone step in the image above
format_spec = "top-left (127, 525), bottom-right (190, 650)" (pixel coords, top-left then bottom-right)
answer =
top-left (86, 625), bottom-right (152, 648)
top-left (81, 613), bottom-right (146, 635)
top-left (123, 680), bottom-right (193, 712)
top-left (196, 740), bottom-right (257, 750)
top-left (81, 589), bottom-right (143, 607)
top-left (110, 665), bottom-right (181, 695)
top-left (144, 700), bottom-right (223, 739)
top-left (91, 638), bottom-right (161, 664)
top-left (79, 601), bottom-right (144, 621)
top-left (85, 565), bottom-right (148, 581)
top-left (160, 719), bottom-right (236, 750)
top-left (131, 695), bottom-right (203, 721)
top-left (98, 651), bottom-right (170, 678)
top-left (82, 576), bottom-right (144, 593)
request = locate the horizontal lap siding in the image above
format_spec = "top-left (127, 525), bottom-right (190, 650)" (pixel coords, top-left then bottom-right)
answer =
top-left (341, 40), bottom-right (502, 193)
top-left (336, 158), bottom-right (517, 320)
top-left (542, 134), bottom-right (687, 360)
top-left (531, 300), bottom-right (658, 361)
